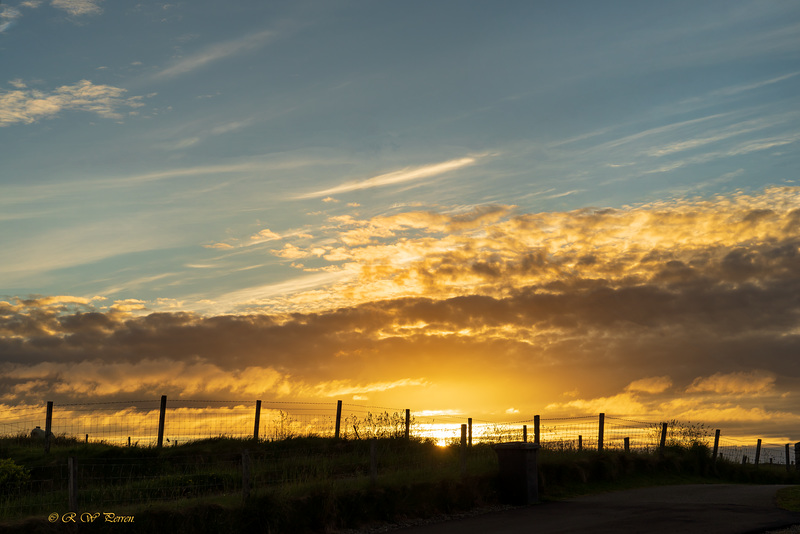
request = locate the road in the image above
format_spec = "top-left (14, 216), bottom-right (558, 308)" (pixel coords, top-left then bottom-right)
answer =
top-left (391, 484), bottom-right (800, 534)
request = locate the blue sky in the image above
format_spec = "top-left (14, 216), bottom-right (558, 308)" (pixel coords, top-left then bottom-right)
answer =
top-left (3, 0), bottom-right (799, 312)
top-left (2, 1), bottom-right (800, 431)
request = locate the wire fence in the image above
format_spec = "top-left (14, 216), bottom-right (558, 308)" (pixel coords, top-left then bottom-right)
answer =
top-left (0, 438), bottom-right (496, 522)
top-left (1, 398), bottom-right (797, 466)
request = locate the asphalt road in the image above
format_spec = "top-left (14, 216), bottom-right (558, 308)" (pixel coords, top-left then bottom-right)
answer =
top-left (392, 484), bottom-right (800, 534)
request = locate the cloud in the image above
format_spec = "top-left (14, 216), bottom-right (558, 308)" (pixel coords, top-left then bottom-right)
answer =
top-left (204, 242), bottom-right (235, 250)
top-left (3, 187), bottom-right (800, 438)
top-left (294, 157), bottom-right (478, 199)
top-left (0, 80), bottom-right (144, 126)
top-left (250, 229), bottom-right (281, 242)
top-left (51, 0), bottom-right (103, 16)
top-left (0, 5), bottom-right (22, 33)
top-left (625, 376), bottom-right (673, 394)
top-left (153, 30), bottom-right (274, 79)
top-left (686, 371), bottom-right (776, 395)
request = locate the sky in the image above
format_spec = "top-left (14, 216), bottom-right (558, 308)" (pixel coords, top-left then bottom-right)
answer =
top-left (2, 0), bottom-right (800, 440)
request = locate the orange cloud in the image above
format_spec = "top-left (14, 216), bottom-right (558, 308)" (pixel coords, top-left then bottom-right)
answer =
top-left (625, 376), bottom-right (673, 394)
top-left (686, 371), bottom-right (776, 394)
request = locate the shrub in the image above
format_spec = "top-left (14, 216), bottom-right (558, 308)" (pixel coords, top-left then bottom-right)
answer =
top-left (0, 458), bottom-right (29, 495)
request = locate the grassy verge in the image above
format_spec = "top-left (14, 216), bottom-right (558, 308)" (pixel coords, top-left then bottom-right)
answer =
top-left (2, 437), bottom-right (799, 533)
top-left (777, 486), bottom-right (800, 512)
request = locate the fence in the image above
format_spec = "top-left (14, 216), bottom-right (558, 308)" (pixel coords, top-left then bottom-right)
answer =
top-left (2, 397), bottom-right (798, 466)
top-left (1, 436), bottom-right (496, 521)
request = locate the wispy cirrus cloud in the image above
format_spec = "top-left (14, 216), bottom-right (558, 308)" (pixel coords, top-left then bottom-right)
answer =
top-left (153, 30), bottom-right (275, 80)
top-left (294, 157), bottom-right (478, 199)
top-left (51, 0), bottom-right (103, 16)
top-left (0, 5), bottom-right (22, 33)
top-left (0, 79), bottom-right (144, 126)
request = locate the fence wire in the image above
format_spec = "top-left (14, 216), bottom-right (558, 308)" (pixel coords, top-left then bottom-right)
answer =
top-left (1, 400), bottom-right (797, 466)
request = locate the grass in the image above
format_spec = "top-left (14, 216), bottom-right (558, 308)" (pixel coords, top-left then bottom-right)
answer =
top-left (2, 435), bottom-right (799, 533)
top-left (777, 486), bottom-right (800, 512)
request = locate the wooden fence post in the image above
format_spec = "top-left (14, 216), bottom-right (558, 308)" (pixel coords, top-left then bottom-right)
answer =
top-left (405, 409), bottom-right (410, 440)
top-left (460, 424), bottom-right (467, 477)
top-left (534, 415), bottom-right (540, 446)
top-left (68, 457), bottom-right (78, 513)
top-left (598, 413), bottom-right (604, 452)
top-left (786, 444), bottom-right (791, 472)
top-left (624, 437), bottom-right (630, 452)
top-left (335, 400), bottom-right (343, 439)
top-left (468, 418), bottom-right (473, 447)
top-left (44, 401), bottom-right (53, 454)
top-left (253, 400), bottom-right (262, 441)
top-left (578, 435), bottom-right (583, 451)
top-left (157, 395), bottom-right (167, 448)
top-left (523, 425), bottom-right (527, 443)
top-left (242, 450), bottom-right (251, 501)
top-left (370, 439), bottom-right (377, 485)
top-left (712, 429), bottom-right (720, 461)
top-left (755, 439), bottom-right (762, 467)
top-left (659, 422), bottom-right (668, 453)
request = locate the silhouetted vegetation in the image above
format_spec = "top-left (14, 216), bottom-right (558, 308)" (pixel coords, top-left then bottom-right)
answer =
top-left (1, 433), bottom-right (799, 533)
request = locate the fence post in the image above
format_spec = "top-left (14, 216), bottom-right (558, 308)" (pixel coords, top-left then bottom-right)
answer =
top-left (712, 429), bottom-right (720, 462)
top-left (598, 413), bottom-right (604, 452)
top-left (795, 442), bottom-right (800, 471)
top-left (335, 400), bottom-right (343, 439)
top-left (534, 415), bottom-right (540, 446)
top-left (468, 418), bottom-right (473, 447)
top-left (578, 435), bottom-right (582, 451)
top-left (370, 439), bottom-right (378, 485)
top-left (242, 450), bottom-right (251, 501)
top-left (659, 422), bottom-right (668, 453)
top-left (624, 437), bottom-right (630, 452)
top-left (405, 409), bottom-right (410, 440)
top-left (68, 457), bottom-right (78, 513)
top-left (754, 439), bottom-right (762, 467)
top-left (460, 424), bottom-right (467, 477)
top-left (157, 395), bottom-right (167, 448)
top-left (253, 400), bottom-right (262, 441)
top-left (523, 425), bottom-right (527, 443)
top-left (786, 444), bottom-right (791, 472)
top-left (45, 401), bottom-right (53, 454)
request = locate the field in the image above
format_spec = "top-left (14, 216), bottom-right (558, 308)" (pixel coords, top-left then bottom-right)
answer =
top-left (2, 433), bottom-right (799, 533)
